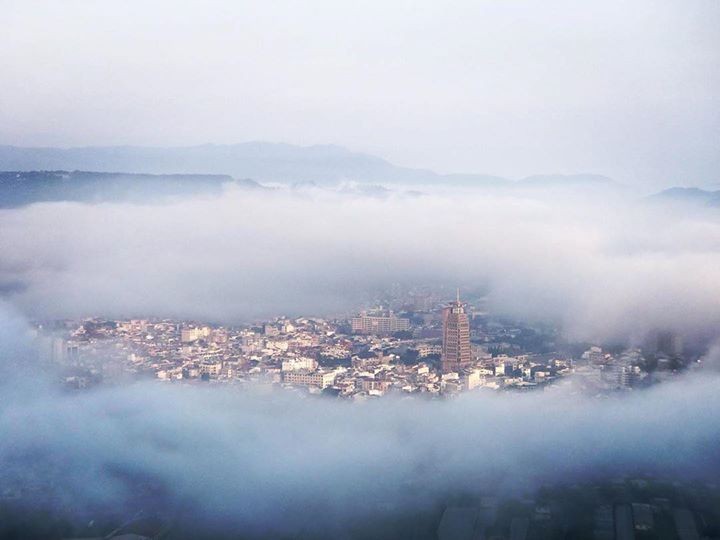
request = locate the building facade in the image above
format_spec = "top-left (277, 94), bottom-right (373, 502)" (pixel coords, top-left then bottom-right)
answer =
top-left (441, 293), bottom-right (472, 373)
top-left (283, 370), bottom-right (337, 389)
top-left (350, 313), bottom-right (410, 335)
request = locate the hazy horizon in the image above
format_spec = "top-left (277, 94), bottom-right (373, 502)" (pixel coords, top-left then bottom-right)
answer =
top-left (3, 1), bottom-right (719, 188)
top-left (2, 3), bottom-right (719, 538)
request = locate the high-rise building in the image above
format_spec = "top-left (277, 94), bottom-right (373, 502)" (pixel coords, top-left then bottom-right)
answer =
top-left (653, 330), bottom-right (684, 358)
top-left (441, 291), bottom-right (472, 373)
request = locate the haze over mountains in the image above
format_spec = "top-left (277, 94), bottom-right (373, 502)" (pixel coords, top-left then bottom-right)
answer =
top-left (1, 143), bottom-right (717, 209)
top-left (0, 171), bottom-right (261, 208)
top-left (0, 143), bottom-right (613, 187)
top-left (648, 186), bottom-right (720, 208)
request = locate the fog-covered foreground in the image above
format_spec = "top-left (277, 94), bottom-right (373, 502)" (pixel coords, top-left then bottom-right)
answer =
top-left (1, 306), bottom-right (719, 537)
top-left (2, 371), bottom-right (720, 536)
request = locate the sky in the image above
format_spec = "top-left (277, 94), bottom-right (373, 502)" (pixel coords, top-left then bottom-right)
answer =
top-left (1, 0), bottom-right (719, 187)
top-left (2, 5), bottom-right (720, 533)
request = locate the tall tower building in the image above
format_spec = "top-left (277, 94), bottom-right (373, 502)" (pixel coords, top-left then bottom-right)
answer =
top-left (441, 290), bottom-right (472, 373)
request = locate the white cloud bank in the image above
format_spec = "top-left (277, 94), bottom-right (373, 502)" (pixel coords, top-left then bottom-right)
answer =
top-left (0, 304), bottom-right (718, 535)
top-left (1, 185), bottom-right (719, 344)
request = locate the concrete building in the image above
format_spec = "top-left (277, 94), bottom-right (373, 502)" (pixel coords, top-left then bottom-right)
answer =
top-left (631, 503), bottom-right (653, 531)
top-left (415, 342), bottom-right (442, 358)
top-left (441, 291), bottom-right (472, 373)
top-left (359, 378), bottom-right (391, 393)
top-left (466, 369), bottom-right (482, 390)
top-left (350, 313), bottom-right (410, 335)
top-left (283, 370), bottom-right (337, 389)
top-left (181, 326), bottom-right (211, 343)
top-left (281, 357), bottom-right (318, 372)
top-left (263, 323), bottom-right (279, 336)
top-left (199, 361), bottom-right (223, 377)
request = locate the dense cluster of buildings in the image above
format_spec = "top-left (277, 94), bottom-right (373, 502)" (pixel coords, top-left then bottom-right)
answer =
top-left (33, 290), bottom-right (685, 398)
top-left (16, 290), bottom-right (707, 539)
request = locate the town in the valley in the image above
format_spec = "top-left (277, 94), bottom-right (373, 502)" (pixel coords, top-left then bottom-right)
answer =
top-left (8, 285), bottom-right (717, 540)
top-left (33, 286), bottom-right (691, 397)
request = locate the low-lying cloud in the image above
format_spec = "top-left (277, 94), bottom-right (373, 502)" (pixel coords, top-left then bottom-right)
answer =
top-left (1, 184), bottom-right (719, 344)
top-left (0, 305), bottom-right (718, 537)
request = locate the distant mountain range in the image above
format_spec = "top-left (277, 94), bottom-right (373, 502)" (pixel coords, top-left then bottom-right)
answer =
top-left (0, 170), bottom-right (259, 208)
top-left (0, 143), bottom-right (676, 208)
top-left (647, 187), bottom-right (720, 208)
top-left (0, 143), bottom-right (615, 188)
top-left (0, 166), bottom-right (712, 211)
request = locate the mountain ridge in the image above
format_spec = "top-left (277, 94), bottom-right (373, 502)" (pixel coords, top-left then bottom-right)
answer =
top-left (647, 186), bottom-right (720, 207)
top-left (0, 170), bottom-right (260, 208)
top-left (0, 143), bottom-right (612, 188)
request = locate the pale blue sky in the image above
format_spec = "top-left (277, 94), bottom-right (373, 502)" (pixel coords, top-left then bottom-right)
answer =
top-left (1, 0), bottom-right (718, 186)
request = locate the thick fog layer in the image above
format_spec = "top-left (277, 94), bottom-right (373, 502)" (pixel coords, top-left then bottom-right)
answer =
top-left (1, 185), bottom-right (719, 344)
top-left (0, 305), bottom-right (718, 537)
